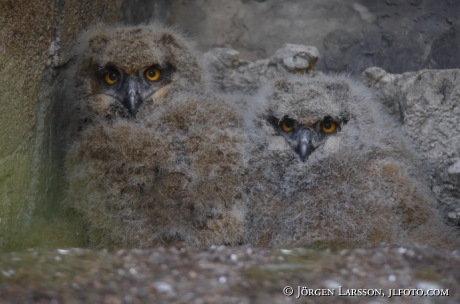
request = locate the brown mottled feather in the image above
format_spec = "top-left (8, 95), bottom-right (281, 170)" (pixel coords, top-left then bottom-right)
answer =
top-left (65, 24), bottom-right (246, 248)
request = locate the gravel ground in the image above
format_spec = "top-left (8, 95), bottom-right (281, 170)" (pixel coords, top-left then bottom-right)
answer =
top-left (0, 244), bottom-right (459, 304)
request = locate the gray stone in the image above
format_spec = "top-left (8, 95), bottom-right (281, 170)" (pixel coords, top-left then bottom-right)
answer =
top-left (448, 160), bottom-right (460, 175)
top-left (121, 0), bottom-right (171, 25)
top-left (204, 44), bottom-right (319, 94)
top-left (270, 44), bottom-right (319, 72)
top-left (170, 0), bottom-right (460, 75)
top-left (364, 67), bottom-right (460, 222)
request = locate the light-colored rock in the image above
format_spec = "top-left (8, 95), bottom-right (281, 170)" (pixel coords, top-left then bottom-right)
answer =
top-left (448, 208), bottom-right (460, 225)
top-left (447, 160), bottom-right (460, 175)
top-left (363, 67), bottom-right (460, 221)
top-left (270, 44), bottom-right (319, 72)
top-left (204, 44), bottom-right (319, 94)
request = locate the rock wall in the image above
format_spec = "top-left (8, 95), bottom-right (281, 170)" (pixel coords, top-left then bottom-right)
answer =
top-left (0, 0), bottom-right (119, 252)
top-left (170, 0), bottom-right (460, 75)
top-left (364, 67), bottom-right (460, 224)
top-left (204, 44), bottom-right (319, 94)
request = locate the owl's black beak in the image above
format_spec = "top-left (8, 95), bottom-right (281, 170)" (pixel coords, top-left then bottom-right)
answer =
top-left (296, 129), bottom-right (314, 162)
top-left (123, 79), bottom-right (143, 116)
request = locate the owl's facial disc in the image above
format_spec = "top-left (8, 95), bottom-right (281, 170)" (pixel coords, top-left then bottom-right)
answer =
top-left (100, 65), bottom-right (172, 117)
top-left (269, 115), bottom-right (344, 162)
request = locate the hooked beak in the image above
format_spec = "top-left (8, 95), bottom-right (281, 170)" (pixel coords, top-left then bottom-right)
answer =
top-left (296, 129), bottom-right (314, 162)
top-left (123, 79), bottom-right (143, 116)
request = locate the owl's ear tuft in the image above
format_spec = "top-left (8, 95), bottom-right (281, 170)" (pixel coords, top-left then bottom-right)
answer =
top-left (159, 32), bottom-right (181, 49)
top-left (266, 114), bottom-right (279, 128)
top-left (340, 114), bottom-right (350, 125)
top-left (274, 79), bottom-right (294, 94)
top-left (88, 34), bottom-right (109, 53)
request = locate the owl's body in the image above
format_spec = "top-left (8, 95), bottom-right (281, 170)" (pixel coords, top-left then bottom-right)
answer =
top-left (243, 74), bottom-right (460, 249)
top-left (64, 24), bottom-right (246, 248)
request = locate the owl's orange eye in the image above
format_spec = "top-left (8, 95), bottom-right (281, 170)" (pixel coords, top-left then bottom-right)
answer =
top-left (280, 119), bottom-right (294, 132)
top-left (145, 68), bottom-right (161, 81)
top-left (104, 71), bottom-right (119, 85)
top-left (321, 120), bottom-right (337, 133)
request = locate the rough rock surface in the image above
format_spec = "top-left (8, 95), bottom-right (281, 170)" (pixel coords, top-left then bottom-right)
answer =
top-left (170, 0), bottom-right (460, 75)
top-left (204, 44), bottom-right (319, 94)
top-left (364, 67), bottom-right (460, 224)
top-left (0, 0), bottom-right (122, 252)
top-left (0, 244), bottom-right (459, 303)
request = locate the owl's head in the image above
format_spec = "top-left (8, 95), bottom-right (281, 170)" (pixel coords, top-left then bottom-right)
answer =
top-left (71, 24), bottom-right (205, 121)
top-left (262, 75), bottom-right (379, 162)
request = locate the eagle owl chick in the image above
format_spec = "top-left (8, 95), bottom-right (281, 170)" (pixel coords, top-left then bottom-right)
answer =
top-left (64, 24), bottom-right (246, 248)
top-left (244, 74), bottom-right (460, 249)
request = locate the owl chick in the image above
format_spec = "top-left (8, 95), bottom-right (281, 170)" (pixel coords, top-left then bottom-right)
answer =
top-left (64, 24), bottom-right (246, 248)
top-left (66, 23), bottom-right (205, 129)
top-left (243, 74), bottom-right (460, 249)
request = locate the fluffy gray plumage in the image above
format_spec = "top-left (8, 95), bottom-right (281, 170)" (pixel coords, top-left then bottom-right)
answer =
top-left (242, 74), bottom-right (460, 249)
top-left (64, 24), bottom-right (246, 249)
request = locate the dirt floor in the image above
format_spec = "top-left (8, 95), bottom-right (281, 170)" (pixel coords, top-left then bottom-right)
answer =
top-left (0, 243), bottom-right (459, 304)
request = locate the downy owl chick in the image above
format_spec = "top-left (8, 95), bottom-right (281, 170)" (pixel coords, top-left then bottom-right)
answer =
top-left (243, 74), bottom-right (460, 249)
top-left (64, 24), bottom-right (246, 248)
